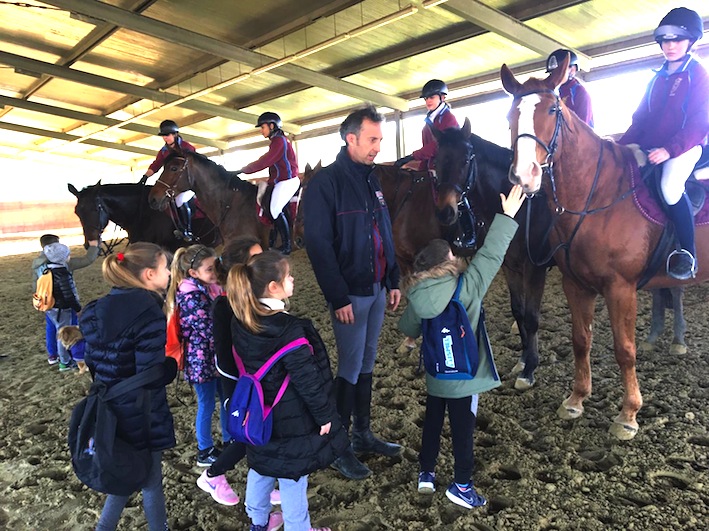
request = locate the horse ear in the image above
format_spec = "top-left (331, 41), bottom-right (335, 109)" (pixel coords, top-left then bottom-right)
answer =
top-left (315, 160), bottom-right (322, 171)
top-left (462, 117), bottom-right (472, 139)
top-left (95, 179), bottom-right (101, 186)
top-left (305, 163), bottom-right (312, 172)
top-left (68, 183), bottom-right (79, 196)
top-left (547, 53), bottom-right (570, 90)
top-left (500, 64), bottom-right (522, 96)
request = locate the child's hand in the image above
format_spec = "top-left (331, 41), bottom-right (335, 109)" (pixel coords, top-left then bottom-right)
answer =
top-left (319, 422), bottom-right (332, 436)
top-left (500, 185), bottom-right (526, 218)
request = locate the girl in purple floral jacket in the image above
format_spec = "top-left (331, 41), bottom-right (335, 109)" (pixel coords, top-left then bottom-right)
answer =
top-left (167, 244), bottom-right (230, 468)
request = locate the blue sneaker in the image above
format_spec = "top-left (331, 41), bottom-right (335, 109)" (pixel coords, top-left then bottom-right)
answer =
top-left (417, 471), bottom-right (435, 493)
top-left (445, 482), bottom-right (487, 509)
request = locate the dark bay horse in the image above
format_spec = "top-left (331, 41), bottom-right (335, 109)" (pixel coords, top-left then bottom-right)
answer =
top-left (68, 182), bottom-right (220, 252)
top-left (501, 57), bottom-right (709, 440)
top-left (147, 152), bottom-right (271, 247)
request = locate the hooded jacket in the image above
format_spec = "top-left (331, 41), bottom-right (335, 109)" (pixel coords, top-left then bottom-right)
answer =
top-left (399, 214), bottom-right (518, 398)
top-left (226, 310), bottom-right (349, 479)
top-left (80, 287), bottom-right (176, 451)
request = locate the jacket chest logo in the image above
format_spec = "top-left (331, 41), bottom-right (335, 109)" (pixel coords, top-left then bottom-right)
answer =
top-left (669, 78), bottom-right (682, 97)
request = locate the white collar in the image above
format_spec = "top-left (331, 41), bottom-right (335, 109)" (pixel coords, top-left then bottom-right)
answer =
top-left (259, 297), bottom-right (285, 310)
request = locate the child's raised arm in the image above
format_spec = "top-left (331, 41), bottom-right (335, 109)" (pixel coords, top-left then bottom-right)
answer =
top-left (500, 184), bottom-right (526, 218)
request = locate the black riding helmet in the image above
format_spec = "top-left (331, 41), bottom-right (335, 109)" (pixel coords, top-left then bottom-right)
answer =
top-left (654, 7), bottom-right (703, 44)
top-left (158, 119), bottom-right (179, 136)
top-left (256, 112), bottom-right (283, 129)
top-left (420, 79), bottom-right (448, 99)
top-left (546, 49), bottom-right (578, 72)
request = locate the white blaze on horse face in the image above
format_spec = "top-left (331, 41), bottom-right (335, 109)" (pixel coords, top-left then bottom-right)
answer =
top-left (513, 94), bottom-right (543, 193)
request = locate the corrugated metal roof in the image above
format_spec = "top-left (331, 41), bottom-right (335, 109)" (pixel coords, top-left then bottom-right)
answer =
top-left (0, 0), bottom-right (706, 167)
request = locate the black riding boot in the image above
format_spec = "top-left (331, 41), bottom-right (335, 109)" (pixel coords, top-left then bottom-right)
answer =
top-left (174, 202), bottom-right (194, 242)
top-left (275, 213), bottom-right (291, 255)
top-left (453, 199), bottom-right (477, 250)
top-left (667, 194), bottom-right (697, 280)
top-left (331, 377), bottom-right (371, 480)
top-left (352, 373), bottom-right (403, 457)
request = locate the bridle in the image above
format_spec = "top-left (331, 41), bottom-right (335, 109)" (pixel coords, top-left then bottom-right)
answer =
top-left (154, 156), bottom-right (191, 199)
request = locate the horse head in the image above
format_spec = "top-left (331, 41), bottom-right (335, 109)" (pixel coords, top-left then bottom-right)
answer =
top-left (501, 54), bottom-right (570, 194)
top-left (68, 183), bottom-right (109, 246)
top-left (148, 152), bottom-right (191, 211)
top-left (432, 117), bottom-right (476, 226)
top-left (293, 160), bottom-right (322, 249)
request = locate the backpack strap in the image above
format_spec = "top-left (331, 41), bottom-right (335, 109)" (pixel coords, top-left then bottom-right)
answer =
top-left (103, 364), bottom-right (165, 402)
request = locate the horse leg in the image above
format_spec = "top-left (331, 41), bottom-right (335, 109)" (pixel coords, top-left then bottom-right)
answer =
top-left (670, 287), bottom-right (687, 355)
top-left (604, 283), bottom-right (642, 440)
top-left (502, 265), bottom-right (527, 375)
top-left (557, 277), bottom-right (596, 421)
top-left (514, 263), bottom-right (548, 391)
top-left (639, 288), bottom-right (667, 352)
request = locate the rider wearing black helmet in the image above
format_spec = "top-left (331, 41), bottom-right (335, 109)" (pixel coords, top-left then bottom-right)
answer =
top-left (142, 120), bottom-right (197, 241)
top-left (619, 7), bottom-right (708, 280)
top-left (236, 112), bottom-right (299, 255)
top-left (546, 49), bottom-right (594, 127)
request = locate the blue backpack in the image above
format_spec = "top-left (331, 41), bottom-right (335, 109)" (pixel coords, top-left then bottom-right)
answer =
top-left (227, 337), bottom-right (310, 446)
top-left (420, 275), bottom-right (481, 380)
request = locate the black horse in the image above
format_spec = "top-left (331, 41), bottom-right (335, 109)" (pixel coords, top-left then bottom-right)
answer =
top-left (68, 182), bottom-right (221, 253)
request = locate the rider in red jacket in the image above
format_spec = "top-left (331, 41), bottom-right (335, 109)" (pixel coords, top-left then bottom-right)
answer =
top-left (396, 80), bottom-right (477, 250)
top-left (142, 120), bottom-right (197, 241)
top-left (237, 112), bottom-right (299, 255)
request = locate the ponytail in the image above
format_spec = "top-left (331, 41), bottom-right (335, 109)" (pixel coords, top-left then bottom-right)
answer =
top-left (102, 242), bottom-right (169, 294)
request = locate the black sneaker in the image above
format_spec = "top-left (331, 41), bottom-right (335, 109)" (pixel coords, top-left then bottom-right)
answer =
top-left (197, 446), bottom-right (221, 467)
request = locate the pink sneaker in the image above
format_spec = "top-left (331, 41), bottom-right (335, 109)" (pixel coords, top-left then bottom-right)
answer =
top-left (197, 470), bottom-right (239, 506)
top-left (269, 489), bottom-right (281, 505)
top-left (267, 511), bottom-right (284, 531)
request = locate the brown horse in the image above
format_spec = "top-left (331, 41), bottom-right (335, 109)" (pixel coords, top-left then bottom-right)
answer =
top-left (147, 151), bottom-right (271, 247)
top-left (501, 57), bottom-right (709, 440)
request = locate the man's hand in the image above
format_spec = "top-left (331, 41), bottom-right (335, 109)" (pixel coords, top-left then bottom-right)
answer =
top-left (388, 289), bottom-right (401, 311)
top-left (648, 147), bottom-right (670, 165)
top-left (319, 422), bottom-right (332, 436)
top-left (335, 304), bottom-right (354, 324)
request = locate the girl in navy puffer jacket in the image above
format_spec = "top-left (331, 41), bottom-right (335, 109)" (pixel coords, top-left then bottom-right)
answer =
top-left (80, 242), bottom-right (177, 531)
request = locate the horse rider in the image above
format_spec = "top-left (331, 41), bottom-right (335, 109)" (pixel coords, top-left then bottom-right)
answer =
top-left (142, 120), bottom-right (197, 241)
top-left (618, 7), bottom-right (708, 280)
top-left (395, 80), bottom-right (476, 250)
top-left (236, 112), bottom-right (300, 255)
top-left (546, 49), bottom-right (594, 128)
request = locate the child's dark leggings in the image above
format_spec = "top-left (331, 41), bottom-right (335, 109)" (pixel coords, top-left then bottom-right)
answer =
top-left (419, 394), bottom-right (476, 485)
top-left (208, 440), bottom-right (247, 477)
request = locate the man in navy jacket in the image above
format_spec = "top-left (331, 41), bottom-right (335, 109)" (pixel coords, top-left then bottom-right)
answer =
top-left (304, 105), bottom-right (403, 480)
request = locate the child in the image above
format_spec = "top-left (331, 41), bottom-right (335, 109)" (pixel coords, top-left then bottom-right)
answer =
top-left (167, 244), bottom-right (229, 467)
top-left (31, 234), bottom-right (61, 365)
top-left (40, 238), bottom-right (99, 371)
top-left (398, 185), bottom-right (526, 509)
top-left (197, 236), bottom-right (266, 506)
top-left (226, 251), bottom-right (348, 531)
top-left (79, 242), bottom-right (178, 530)
top-left (618, 7), bottom-right (708, 280)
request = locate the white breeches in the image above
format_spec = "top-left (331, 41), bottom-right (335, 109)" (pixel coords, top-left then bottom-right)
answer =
top-left (270, 177), bottom-right (301, 219)
top-left (661, 145), bottom-right (702, 205)
top-left (175, 190), bottom-right (195, 207)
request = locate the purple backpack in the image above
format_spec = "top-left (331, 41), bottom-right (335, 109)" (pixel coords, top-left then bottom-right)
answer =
top-left (227, 337), bottom-right (310, 446)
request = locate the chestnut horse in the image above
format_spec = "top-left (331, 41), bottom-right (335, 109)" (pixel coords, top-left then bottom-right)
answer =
top-left (501, 57), bottom-right (709, 439)
top-left (68, 182), bottom-right (220, 253)
top-left (147, 152), bottom-right (271, 247)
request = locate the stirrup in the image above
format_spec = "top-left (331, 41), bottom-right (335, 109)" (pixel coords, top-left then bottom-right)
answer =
top-left (666, 249), bottom-right (696, 280)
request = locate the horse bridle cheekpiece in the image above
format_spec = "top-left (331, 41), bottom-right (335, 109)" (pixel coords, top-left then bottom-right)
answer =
top-left (155, 156), bottom-right (191, 198)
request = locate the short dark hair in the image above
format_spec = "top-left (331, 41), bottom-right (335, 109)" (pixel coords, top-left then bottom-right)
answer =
top-left (413, 239), bottom-right (452, 273)
top-left (40, 234), bottom-right (59, 247)
top-left (339, 105), bottom-right (383, 141)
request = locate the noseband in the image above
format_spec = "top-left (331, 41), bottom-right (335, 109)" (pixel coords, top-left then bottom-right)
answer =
top-left (154, 156), bottom-right (191, 198)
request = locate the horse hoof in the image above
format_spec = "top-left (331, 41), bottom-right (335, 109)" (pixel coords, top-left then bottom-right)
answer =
top-left (637, 340), bottom-right (655, 353)
top-left (510, 321), bottom-right (519, 334)
top-left (609, 420), bottom-right (639, 441)
top-left (511, 361), bottom-right (526, 374)
top-left (557, 398), bottom-right (583, 420)
top-left (669, 343), bottom-right (687, 355)
top-left (514, 376), bottom-right (535, 391)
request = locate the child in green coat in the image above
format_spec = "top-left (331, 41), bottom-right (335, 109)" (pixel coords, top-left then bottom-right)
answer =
top-left (398, 185), bottom-right (525, 509)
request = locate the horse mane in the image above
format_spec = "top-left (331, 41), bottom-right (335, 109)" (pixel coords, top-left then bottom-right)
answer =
top-left (168, 151), bottom-right (256, 193)
top-left (437, 127), bottom-right (512, 170)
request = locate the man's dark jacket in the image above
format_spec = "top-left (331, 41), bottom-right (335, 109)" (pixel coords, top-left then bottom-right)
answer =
top-left (303, 146), bottom-right (400, 310)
